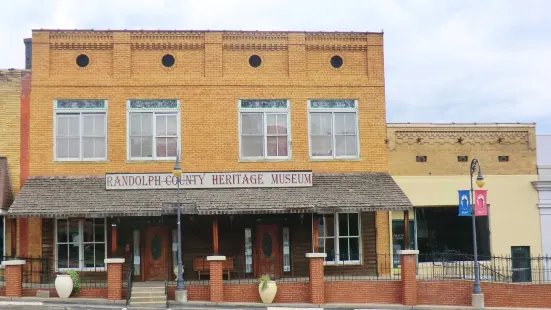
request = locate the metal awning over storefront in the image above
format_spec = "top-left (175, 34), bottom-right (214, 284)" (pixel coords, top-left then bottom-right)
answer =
top-left (9, 172), bottom-right (412, 218)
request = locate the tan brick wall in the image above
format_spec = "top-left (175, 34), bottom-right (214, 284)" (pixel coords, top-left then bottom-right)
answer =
top-left (0, 70), bottom-right (27, 195)
top-left (29, 30), bottom-right (388, 176)
top-left (387, 124), bottom-right (537, 176)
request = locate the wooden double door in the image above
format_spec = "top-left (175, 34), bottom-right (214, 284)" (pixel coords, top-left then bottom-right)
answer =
top-left (254, 224), bottom-right (282, 278)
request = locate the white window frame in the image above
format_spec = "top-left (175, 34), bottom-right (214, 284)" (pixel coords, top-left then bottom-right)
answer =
top-left (316, 212), bottom-right (362, 265)
top-left (53, 100), bottom-right (108, 162)
top-left (307, 99), bottom-right (360, 160)
top-left (126, 100), bottom-right (181, 161)
top-left (54, 218), bottom-right (107, 272)
top-left (238, 100), bottom-right (292, 160)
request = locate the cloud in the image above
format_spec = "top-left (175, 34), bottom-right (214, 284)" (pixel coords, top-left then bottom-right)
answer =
top-left (0, 0), bottom-right (548, 132)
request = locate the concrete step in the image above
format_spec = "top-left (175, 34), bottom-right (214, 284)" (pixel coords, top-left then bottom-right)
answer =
top-left (131, 286), bottom-right (165, 293)
top-left (130, 296), bottom-right (167, 303)
top-left (129, 301), bottom-right (167, 306)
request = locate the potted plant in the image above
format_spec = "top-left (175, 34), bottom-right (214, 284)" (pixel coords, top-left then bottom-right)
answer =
top-left (55, 270), bottom-right (80, 298)
top-left (258, 274), bottom-right (277, 304)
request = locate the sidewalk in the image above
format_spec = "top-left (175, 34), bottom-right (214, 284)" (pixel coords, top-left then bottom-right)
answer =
top-left (1, 297), bottom-right (551, 310)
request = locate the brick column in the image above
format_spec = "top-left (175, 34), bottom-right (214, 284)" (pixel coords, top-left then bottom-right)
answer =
top-left (306, 253), bottom-right (326, 304)
top-left (4, 260), bottom-right (25, 297)
top-left (105, 258), bottom-right (125, 300)
top-left (207, 256), bottom-right (225, 302)
top-left (398, 250), bottom-right (418, 306)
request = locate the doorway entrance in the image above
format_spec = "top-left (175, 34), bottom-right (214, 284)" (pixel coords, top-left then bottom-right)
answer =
top-left (144, 226), bottom-right (169, 281)
top-left (254, 224), bottom-right (281, 278)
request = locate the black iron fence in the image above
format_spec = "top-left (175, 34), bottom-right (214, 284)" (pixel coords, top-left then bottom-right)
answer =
top-left (416, 252), bottom-right (551, 284)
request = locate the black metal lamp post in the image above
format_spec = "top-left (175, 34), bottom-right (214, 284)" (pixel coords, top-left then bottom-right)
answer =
top-left (469, 158), bottom-right (485, 299)
top-left (172, 153), bottom-right (185, 293)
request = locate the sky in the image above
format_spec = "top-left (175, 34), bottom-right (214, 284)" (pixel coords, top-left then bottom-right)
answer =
top-left (0, 0), bottom-right (549, 133)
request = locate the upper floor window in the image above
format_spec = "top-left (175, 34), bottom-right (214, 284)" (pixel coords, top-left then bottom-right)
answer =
top-left (127, 100), bottom-right (180, 160)
top-left (308, 100), bottom-right (359, 159)
top-left (239, 100), bottom-right (291, 160)
top-left (54, 100), bottom-right (107, 161)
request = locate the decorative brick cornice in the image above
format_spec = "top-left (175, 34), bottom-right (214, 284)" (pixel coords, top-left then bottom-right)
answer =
top-left (394, 130), bottom-right (530, 146)
top-left (223, 43), bottom-right (287, 51)
top-left (131, 43), bottom-right (204, 50)
top-left (305, 33), bottom-right (368, 42)
top-left (306, 44), bottom-right (368, 52)
top-left (130, 31), bottom-right (204, 41)
top-left (50, 43), bottom-right (113, 50)
top-left (222, 32), bottom-right (288, 41)
top-left (49, 31), bottom-right (113, 41)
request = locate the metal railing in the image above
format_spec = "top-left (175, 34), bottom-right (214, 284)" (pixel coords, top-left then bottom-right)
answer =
top-left (125, 262), bottom-right (133, 307)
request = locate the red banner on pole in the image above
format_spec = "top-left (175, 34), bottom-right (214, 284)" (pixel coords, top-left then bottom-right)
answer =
top-left (474, 190), bottom-right (488, 216)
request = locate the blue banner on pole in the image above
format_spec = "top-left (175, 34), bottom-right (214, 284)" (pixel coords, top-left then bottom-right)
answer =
top-left (458, 190), bottom-right (471, 216)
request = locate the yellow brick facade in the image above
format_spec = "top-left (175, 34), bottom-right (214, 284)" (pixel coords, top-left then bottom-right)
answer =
top-left (387, 123), bottom-right (537, 176)
top-left (28, 30), bottom-right (392, 260)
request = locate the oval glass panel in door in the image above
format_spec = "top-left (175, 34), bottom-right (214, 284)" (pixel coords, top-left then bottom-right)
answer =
top-left (262, 232), bottom-right (273, 258)
top-left (151, 234), bottom-right (162, 261)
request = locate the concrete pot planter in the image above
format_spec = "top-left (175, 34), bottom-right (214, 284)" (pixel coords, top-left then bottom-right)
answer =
top-left (258, 280), bottom-right (277, 303)
top-left (55, 274), bottom-right (73, 299)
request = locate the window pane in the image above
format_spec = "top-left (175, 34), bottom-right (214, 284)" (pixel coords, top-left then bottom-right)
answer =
top-left (326, 238), bottom-right (335, 261)
top-left (166, 137), bottom-right (177, 157)
top-left (69, 244), bottom-right (80, 268)
top-left (94, 114), bottom-right (105, 136)
top-left (266, 114), bottom-right (277, 134)
top-left (345, 135), bottom-right (357, 156)
top-left (69, 116), bottom-right (80, 135)
top-left (344, 113), bottom-right (356, 134)
top-left (83, 219), bottom-right (93, 242)
top-left (143, 136), bottom-right (153, 157)
top-left (318, 238), bottom-right (324, 253)
top-left (94, 219), bottom-right (105, 242)
top-left (130, 114), bottom-right (142, 135)
top-left (325, 215), bottom-right (335, 237)
top-left (83, 115), bottom-right (94, 136)
top-left (68, 138), bottom-right (79, 158)
top-left (310, 113), bottom-right (332, 135)
top-left (69, 219), bottom-right (79, 243)
top-left (82, 137), bottom-right (94, 158)
top-left (84, 244), bottom-right (94, 268)
top-left (334, 113), bottom-right (346, 135)
top-left (349, 213), bottom-right (359, 236)
top-left (57, 116), bottom-right (69, 136)
top-left (156, 115), bottom-right (167, 136)
top-left (166, 115), bottom-right (177, 136)
top-left (267, 136), bottom-right (287, 157)
top-left (276, 114), bottom-right (288, 134)
top-left (339, 213), bottom-right (349, 236)
top-left (339, 237), bottom-right (350, 261)
top-left (349, 237), bottom-right (360, 261)
top-left (57, 219), bottom-right (68, 243)
top-left (241, 113), bottom-right (263, 135)
top-left (95, 244), bottom-right (105, 268)
top-left (335, 135), bottom-right (357, 157)
top-left (58, 244), bottom-right (68, 268)
top-left (95, 137), bottom-right (106, 158)
top-left (241, 136), bottom-right (263, 157)
top-left (156, 137), bottom-right (167, 157)
top-left (56, 138), bottom-right (69, 159)
top-left (311, 136), bottom-right (332, 157)
top-left (142, 114), bottom-right (152, 135)
top-left (130, 137), bottom-right (142, 157)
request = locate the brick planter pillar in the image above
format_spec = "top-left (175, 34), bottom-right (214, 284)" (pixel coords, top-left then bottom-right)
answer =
top-left (4, 260), bottom-right (25, 297)
top-left (306, 253), bottom-right (326, 304)
top-left (398, 250), bottom-right (419, 306)
top-left (207, 256), bottom-right (226, 302)
top-left (105, 258), bottom-right (125, 300)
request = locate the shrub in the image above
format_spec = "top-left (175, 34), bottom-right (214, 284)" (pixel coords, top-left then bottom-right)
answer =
top-left (64, 270), bottom-right (81, 297)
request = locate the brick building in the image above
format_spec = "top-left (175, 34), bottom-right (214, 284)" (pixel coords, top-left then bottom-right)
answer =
top-left (387, 123), bottom-right (541, 269)
top-left (8, 29), bottom-right (412, 300)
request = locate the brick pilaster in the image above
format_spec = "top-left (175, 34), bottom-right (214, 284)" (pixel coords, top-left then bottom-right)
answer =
top-left (398, 250), bottom-right (418, 306)
top-left (306, 253), bottom-right (326, 304)
top-left (207, 256), bottom-right (226, 302)
top-left (105, 258), bottom-right (125, 300)
top-left (5, 260), bottom-right (25, 297)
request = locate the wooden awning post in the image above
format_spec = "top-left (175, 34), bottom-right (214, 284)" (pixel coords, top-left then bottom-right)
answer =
top-left (213, 218), bottom-right (219, 255)
top-left (313, 215), bottom-right (319, 253)
top-left (403, 210), bottom-right (410, 250)
top-left (111, 222), bottom-right (117, 255)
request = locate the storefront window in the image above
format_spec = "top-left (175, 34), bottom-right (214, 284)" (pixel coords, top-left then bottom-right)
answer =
top-left (56, 218), bottom-right (106, 271)
top-left (317, 213), bottom-right (361, 264)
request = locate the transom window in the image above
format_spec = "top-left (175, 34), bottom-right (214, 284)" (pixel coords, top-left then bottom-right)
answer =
top-left (308, 100), bottom-right (359, 159)
top-left (239, 100), bottom-right (291, 159)
top-left (55, 218), bottom-right (106, 271)
top-left (127, 100), bottom-right (180, 160)
top-left (54, 100), bottom-right (107, 161)
top-left (317, 213), bottom-right (361, 264)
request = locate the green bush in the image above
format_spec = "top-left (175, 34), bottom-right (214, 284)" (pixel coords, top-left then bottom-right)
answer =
top-left (64, 270), bottom-right (81, 297)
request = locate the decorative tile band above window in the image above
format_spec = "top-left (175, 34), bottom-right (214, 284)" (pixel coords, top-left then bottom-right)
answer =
top-left (55, 99), bottom-right (106, 110)
top-left (240, 99), bottom-right (288, 109)
top-left (128, 99), bottom-right (179, 110)
top-left (310, 99), bottom-right (356, 109)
